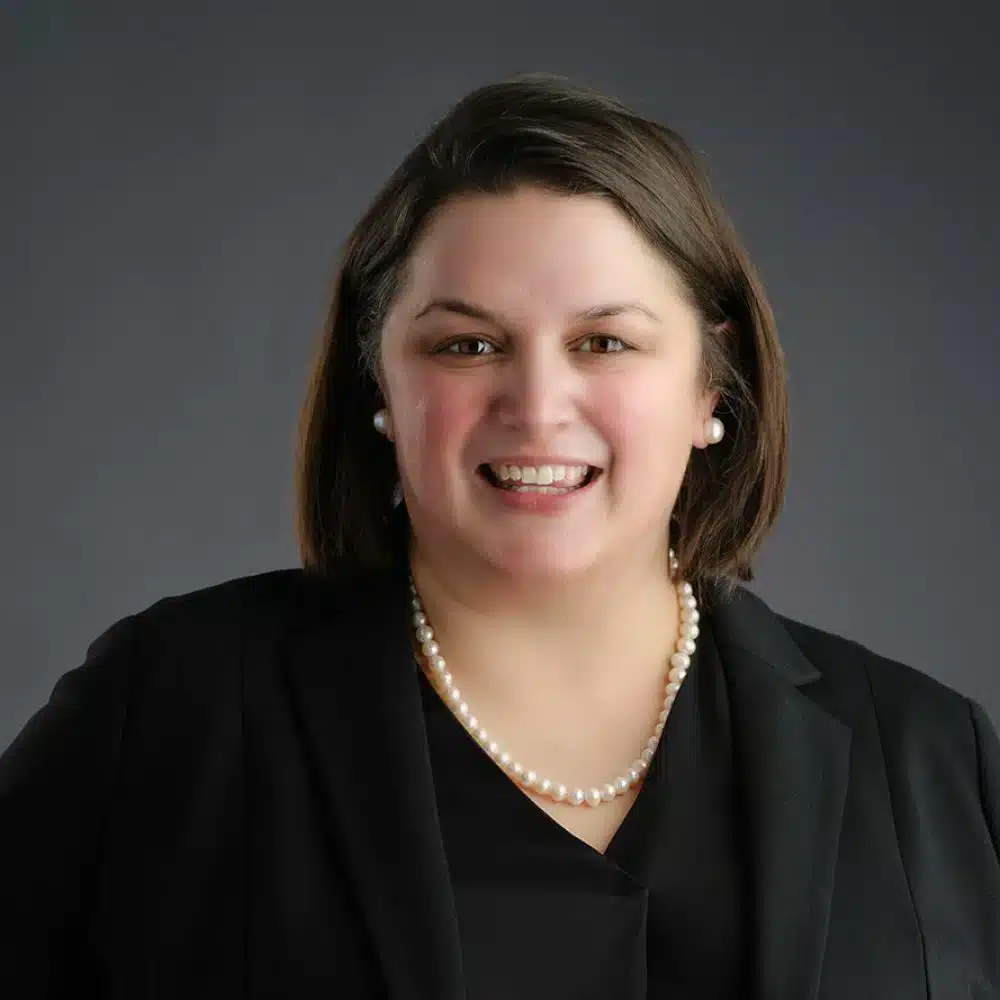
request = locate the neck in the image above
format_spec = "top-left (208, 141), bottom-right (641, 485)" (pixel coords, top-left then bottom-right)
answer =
top-left (407, 534), bottom-right (682, 702)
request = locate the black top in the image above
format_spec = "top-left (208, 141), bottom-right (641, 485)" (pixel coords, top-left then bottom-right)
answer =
top-left (4, 566), bottom-right (999, 996)
top-left (417, 615), bottom-right (751, 1000)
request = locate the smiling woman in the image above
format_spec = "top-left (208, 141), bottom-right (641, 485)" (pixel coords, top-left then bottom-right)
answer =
top-left (2, 73), bottom-right (998, 999)
top-left (377, 187), bottom-right (722, 577)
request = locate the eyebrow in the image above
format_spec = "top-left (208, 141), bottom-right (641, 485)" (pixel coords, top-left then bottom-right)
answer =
top-left (413, 297), bottom-right (661, 325)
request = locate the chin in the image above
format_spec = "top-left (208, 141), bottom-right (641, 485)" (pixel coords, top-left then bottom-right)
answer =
top-left (479, 535), bottom-right (602, 581)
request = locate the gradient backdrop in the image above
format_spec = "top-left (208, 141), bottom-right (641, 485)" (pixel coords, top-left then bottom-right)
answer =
top-left (3, 0), bottom-right (998, 749)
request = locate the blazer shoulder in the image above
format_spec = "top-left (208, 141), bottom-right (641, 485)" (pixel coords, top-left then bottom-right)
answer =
top-left (775, 604), bottom-right (1000, 866)
top-left (109, 565), bottom-right (402, 683)
top-left (71, 568), bottom-right (312, 708)
top-left (94, 568), bottom-right (314, 654)
top-left (125, 564), bottom-right (395, 635)
top-left (129, 566), bottom-right (307, 632)
top-left (777, 609), bottom-right (984, 745)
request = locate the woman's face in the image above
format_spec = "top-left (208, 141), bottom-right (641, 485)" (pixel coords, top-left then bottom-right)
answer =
top-left (379, 186), bottom-right (719, 582)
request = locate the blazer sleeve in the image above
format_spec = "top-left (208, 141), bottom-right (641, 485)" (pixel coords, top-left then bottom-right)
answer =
top-left (969, 696), bottom-right (1000, 862)
top-left (0, 613), bottom-right (138, 997)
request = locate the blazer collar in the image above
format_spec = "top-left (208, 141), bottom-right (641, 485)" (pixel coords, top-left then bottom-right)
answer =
top-left (281, 565), bottom-right (851, 1000)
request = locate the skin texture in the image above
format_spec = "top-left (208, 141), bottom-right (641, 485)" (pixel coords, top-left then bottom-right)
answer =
top-left (377, 187), bottom-right (721, 848)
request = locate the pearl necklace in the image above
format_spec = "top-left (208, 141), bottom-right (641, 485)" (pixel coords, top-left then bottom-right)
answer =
top-left (408, 549), bottom-right (700, 808)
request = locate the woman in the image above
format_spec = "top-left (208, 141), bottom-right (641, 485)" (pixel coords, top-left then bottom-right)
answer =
top-left (2, 73), bottom-right (998, 999)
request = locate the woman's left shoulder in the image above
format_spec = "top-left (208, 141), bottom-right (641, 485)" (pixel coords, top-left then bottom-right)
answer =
top-left (776, 609), bottom-right (998, 776)
top-left (779, 611), bottom-right (970, 709)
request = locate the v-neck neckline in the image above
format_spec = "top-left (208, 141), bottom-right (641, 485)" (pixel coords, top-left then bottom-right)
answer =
top-left (414, 632), bottom-right (705, 869)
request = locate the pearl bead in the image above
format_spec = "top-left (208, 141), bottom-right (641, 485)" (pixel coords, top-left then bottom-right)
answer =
top-left (409, 567), bottom-right (699, 808)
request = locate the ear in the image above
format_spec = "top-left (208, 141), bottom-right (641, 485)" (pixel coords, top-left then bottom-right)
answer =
top-left (692, 388), bottom-right (722, 450)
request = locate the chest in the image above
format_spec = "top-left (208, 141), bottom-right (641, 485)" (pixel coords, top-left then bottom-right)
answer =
top-left (518, 783), bottom-right (642, 854)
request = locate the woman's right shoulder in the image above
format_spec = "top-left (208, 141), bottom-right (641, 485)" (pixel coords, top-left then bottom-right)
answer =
top-left (88, 564), bottom-right (398, 675)
top-left (2, 566), bottom-right (385, 768)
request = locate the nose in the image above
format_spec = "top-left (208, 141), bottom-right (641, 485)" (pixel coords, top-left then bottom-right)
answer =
top-left (493, 340), bottom-right (578, 433)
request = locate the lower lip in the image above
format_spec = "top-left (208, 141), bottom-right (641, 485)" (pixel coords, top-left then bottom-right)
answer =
top-left (476, 469), bottom-right (601, 514)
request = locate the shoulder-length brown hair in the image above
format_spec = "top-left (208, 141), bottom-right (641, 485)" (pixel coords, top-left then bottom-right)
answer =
top-left (294, 73), bottom-right (788, 606)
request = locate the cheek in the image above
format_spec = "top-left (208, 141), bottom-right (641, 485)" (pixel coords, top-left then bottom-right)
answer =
top-left (395, 374), bottom-right (482, 474)
top-left (595, 373), bottom-right (696, 470)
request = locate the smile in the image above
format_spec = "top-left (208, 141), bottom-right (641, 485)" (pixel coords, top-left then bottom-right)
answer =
top-left (478, 463), bottom-right (602, 494)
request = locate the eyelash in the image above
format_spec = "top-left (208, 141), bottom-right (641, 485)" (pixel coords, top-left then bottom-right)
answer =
top-left (436, 335), bottom-right (633, 357)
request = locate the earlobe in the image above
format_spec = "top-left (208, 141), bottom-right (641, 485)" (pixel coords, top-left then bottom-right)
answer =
top-left (694, 389), bottom-right (723, 448)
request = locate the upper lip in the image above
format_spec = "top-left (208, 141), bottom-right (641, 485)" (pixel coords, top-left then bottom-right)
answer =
top-left (481, 457), bottom-right (603, 469)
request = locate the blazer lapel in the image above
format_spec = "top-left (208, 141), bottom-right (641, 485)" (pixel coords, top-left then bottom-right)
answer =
top-left (711, 585), bottom-right (852, 1000)
top-left (281, 565), bottom-right (465, 1000)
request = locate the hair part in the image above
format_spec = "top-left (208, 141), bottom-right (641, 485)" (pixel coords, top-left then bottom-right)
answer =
top-left (294, 72), bottom-right (788, 608)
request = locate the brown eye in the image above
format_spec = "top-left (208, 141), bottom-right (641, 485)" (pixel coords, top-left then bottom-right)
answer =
top-left (440, 337), bottom-right (497, 356)
top-left (577, 335), bottom-right (628, 354)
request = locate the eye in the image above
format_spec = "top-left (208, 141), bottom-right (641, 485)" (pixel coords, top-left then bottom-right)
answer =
top-left (576, 335), bottom-right (630, 354)
top-left (437, 337), bottom-right (497, 357)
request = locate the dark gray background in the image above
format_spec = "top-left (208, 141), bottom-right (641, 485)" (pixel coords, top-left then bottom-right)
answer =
top-left (3, 0), bottom-right (998, 749)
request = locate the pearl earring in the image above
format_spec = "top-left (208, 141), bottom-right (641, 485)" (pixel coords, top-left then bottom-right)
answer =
top-left (705, 416), bottom-right (725, 445)
top-left (373, 408), bottom-right (390, 435)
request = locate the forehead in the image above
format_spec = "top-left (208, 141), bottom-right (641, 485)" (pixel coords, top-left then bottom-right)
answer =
top-left (398, 188), bottom-right (689, 319)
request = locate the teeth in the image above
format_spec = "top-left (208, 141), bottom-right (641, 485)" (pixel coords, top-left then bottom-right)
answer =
top-left (490, 463), bottom-right (590, 486)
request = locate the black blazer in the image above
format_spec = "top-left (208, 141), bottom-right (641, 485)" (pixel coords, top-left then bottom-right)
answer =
top-left (2, 564), bottom-right (998, 999)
